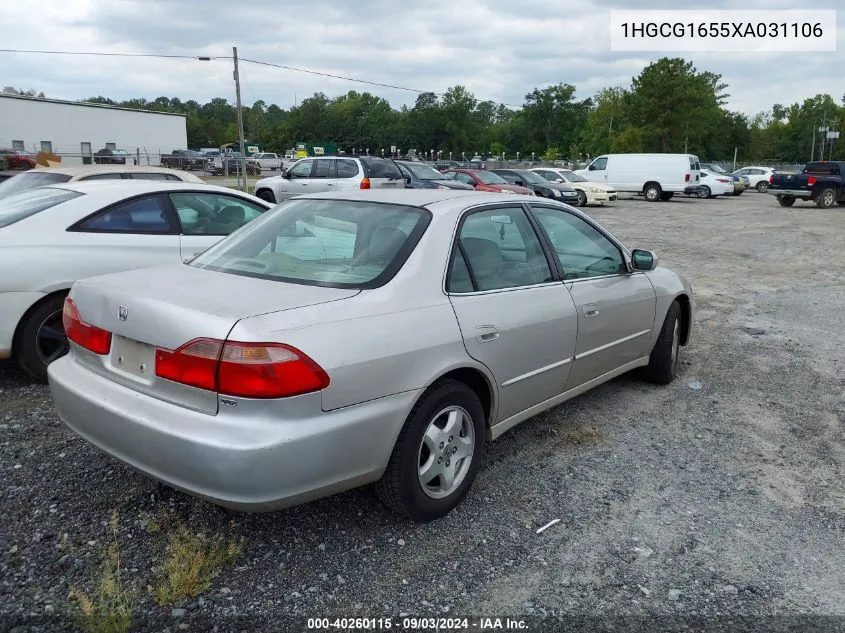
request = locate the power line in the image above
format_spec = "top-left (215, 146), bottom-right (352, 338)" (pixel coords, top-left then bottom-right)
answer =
top-left (0, 48), bottom-right (216, 61)
top-left (0, 47), bottom-right (523, 108)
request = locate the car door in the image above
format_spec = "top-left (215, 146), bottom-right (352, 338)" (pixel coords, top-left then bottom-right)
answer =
top-left (66, 194), bottom-right (182, 277)
top-left (308, 159), bottom-right (338, 193)
top-left (585, 157), bottom-right (608, 185)
top-left (528, 204), bottom-right (656, 389)
top-left (168, 191), bottom-right (268, 260)
top-left (447, 204), bottom-right (578, 423)
top-left (277, 159), bottom-right (315, 199)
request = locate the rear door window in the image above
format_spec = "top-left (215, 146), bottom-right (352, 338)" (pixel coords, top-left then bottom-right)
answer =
top-left (0, 187), bottom-right (83, 228)
top-left (74, 195), bottom-right (177, 233)
top-left (313, 160), bottom-right (337, 179)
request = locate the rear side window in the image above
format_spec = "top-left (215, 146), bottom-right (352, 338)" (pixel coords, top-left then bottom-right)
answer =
top-left (804, 162), bottom-right (840, 175)
top-left (337, 159), bottom-right (359, 178)
top-left (361, 158), bottom-right (401, 179)
top-left (75, 195), bottom-right (175, 233)
top-left (0, 171), bottom-right (73, 199)
top-left (313, 160), bottom-right (336, 178)
top-left (0, 187), bottom-right (83, 228)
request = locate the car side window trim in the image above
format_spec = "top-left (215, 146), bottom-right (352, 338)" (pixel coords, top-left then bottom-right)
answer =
top-left (444, 202), bottom-right (561, 295)
top-left (67, 193), bottom-right (181, 235)
top-left (525, 203), bottom-right (630, 281)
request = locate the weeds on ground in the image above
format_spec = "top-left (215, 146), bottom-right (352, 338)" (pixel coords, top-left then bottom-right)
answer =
top-left (152, 521), bottom-right (240, 604)
top-left (68, 512), bottom-right (135, 633)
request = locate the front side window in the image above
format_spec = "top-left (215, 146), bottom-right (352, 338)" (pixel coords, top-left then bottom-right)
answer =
top-left (76, 195), bottom-right (175, 233)
top-left (448, 207), bottom-right (552, 292)
top-left (530, 206), bottom-right (624, 279)
top-left (190, 199), bottom-right (430, 288)
top-left (0, 187), bottom-right (83, 228)
top-left (589, 157), bottom-right (608, 171)
top-left (288, 160), bottom-right (313, 178)
top-left (170, 192), bottom-right (265, 235)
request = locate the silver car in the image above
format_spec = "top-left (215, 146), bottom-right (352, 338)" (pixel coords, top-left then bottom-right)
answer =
top-left (48, 190), bottom-right (695, 522)
top-left (253, 155), bottom-right (405, 203)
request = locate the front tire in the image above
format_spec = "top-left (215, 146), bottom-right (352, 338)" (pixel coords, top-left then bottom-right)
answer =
top-left (642, 301), bottom-right (682, 385)
top-left (756, 181), bottom-right (769, 193)
top-left (256, 189), bottom-right (276, 203)
top-left (14, 294), bottom-right (69, 383)
top-left (576, 190), bottom-right (588, 206)
top-left (376, 379), bottom-right (485, 522)
top-left (816, 188), bottom-right (836, 209)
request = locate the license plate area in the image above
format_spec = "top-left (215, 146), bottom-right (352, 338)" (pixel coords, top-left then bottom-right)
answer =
top-left (110, 335), bottom-right (156, 380)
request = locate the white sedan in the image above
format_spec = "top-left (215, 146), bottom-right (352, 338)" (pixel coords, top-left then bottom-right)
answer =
top-left (695, 170), bottom-right (735, 198)
top-left (530, 168), bottom-right (617, 206)
top-left (0, 180), bottom-right (271, 381)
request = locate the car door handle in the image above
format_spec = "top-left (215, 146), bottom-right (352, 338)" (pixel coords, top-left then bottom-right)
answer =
top-left (583, 304), bottom-right (599, 318)
top-left (475, 326), bottom-right (500, 343)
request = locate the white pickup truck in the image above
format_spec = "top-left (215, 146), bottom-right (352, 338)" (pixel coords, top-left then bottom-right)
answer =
top-left (250, 152), bottom-right (284, 172)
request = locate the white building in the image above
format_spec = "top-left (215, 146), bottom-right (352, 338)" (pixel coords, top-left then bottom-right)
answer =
top-left (0, 93), bottom-right (187, 166)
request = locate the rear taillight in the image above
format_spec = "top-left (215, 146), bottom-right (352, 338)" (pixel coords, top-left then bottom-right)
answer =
top-left (360, 177), bottom-right (371, 189)
top-left (807, 176), bottom-right (816, 186)
top-left (155, 338), bottom-right (329, 399)
top-left (685, 173), bottom-right (691, 182)
top-left (770, 175), bottom-right (775, 184)
top-left (718, 178), bottom-right (731, 183)
top-left (63, 298), bottom-right (112, 355)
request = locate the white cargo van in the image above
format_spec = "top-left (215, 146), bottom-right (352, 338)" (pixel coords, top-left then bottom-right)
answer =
top-left (577, 154), bottom-right (701, 201)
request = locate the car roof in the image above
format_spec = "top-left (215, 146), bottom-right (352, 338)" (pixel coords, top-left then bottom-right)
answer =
top-left (30, 165), bottom-right (201, 178)
top-left (46, 179), bottom-right (265, 199)
top-left (295, 188), bottom-right (530, 210)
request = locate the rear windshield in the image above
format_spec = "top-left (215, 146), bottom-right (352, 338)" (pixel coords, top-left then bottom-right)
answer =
top-left (360, 158), bottom-right (401, 179)
top-left (0, 171), bottom-right (73, 199)
top-left (804, 162), bottom-right (841, 175)
top-left (190, 198), bottom-right (431, 289)
top-left (0, 187), bottom-right (83, 228)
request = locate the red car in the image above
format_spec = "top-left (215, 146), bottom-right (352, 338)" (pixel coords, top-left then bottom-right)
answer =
top-left (443, 168), bottom-right (534, 195)
top-left (0, 149), bottom-right (37, 170)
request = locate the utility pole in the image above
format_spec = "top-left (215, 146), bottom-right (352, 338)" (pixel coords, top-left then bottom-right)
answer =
top-left (608, 116), bottom-right (613, 140)
top-left (818, 120), bottom-right (828, 162)
top-left (810, 121), bottom-right (816, 163)
top-left (232, 46), bottom-right (247, 191)
top-left (732, 147), bottom-right (738, 171)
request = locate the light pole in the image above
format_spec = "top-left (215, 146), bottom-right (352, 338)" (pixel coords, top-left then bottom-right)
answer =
top-left (828, 130), bottom-right (840, 160)
top-left (819, 125), bottom-right (829, 161)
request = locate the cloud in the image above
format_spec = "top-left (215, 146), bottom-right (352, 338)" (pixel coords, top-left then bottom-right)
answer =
top-left (1, 0), bottom-right (842, 114)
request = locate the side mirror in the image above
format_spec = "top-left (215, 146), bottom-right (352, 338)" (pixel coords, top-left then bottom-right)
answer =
top-left (556, 178), bottom-right (565, 183)
top-left (630, 249), bottom-right (658, 271)
top-left (515, 180), bottom-right (525, 186)
top-left (405, 177), bottom-right (412, 184)
top-left (282, 170), bottom-right (291, 179)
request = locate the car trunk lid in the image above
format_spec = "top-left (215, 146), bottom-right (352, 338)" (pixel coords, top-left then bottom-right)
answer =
top-left (69, 264), bottom-right (359, 413)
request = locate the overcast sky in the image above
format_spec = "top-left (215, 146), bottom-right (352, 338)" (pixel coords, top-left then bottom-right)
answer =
top-left (3, 0), bottom-right (843, 116)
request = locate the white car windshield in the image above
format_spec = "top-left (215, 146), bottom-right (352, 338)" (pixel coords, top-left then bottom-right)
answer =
top-left (0, 187), bottom-right (83, 228)
top-left (558, 170), bottom-right (588, 182)
top-left (0, 171), bottom-right (73, 199)
top-left (190, 199), bottom-right (431, 288)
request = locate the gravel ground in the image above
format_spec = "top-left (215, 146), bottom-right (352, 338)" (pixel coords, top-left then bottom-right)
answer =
top-left (1, 191), bottom-right (844, 632)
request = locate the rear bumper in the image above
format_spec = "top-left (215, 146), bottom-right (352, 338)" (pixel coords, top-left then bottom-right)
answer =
top-left (0, 291), bottom-right (44, 359)
top-left (48, 354), bottom-right (421, 511)
top-left (769, 189), bottom-right (812, 199)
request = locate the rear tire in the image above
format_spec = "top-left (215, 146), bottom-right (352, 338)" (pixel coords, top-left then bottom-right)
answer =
top-left (816, 188), bottom-right (836, 209)
top-left (778, 195), bottom-right (795, 207)
top-left (375, 379), bottom-right (485, 522)
top-left (576, 190), bottom-right (588, 206)
top-left (256, 189), bottom-right (276, 203)
top-left (642, 301), bottom-right (682, 385)
top-left (756, 181), bottom-right (769, 193)
top-left (696, 186), bottom-right (711, 199)
top-left (14, 294), bottom-right (69, 383)
top-left (644, 183), bottom-right (662, 202)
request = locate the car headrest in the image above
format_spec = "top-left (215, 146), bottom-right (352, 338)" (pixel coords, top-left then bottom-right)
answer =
top-left (460, 237), bottom-right (503, 278)
top-left (218, 205), bottom-right (245, 224)
top-left (367, 226), bottom-right (407, 262)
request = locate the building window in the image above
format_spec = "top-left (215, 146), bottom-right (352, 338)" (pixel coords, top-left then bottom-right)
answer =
top-left (12, 140), bottom-right (24, 151)
top-left (105, 142), bottom-right (116, 150)
top-left (81, 142), bottom-right (93, 165)
top-left (40, 141), bottom-right (53, 154)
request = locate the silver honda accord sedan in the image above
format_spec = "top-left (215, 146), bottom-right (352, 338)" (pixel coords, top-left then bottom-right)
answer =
top-left (48, 189), bottom-right (695, 522)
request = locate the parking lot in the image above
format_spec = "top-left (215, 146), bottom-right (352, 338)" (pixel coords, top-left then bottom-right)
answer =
top-left (1, 191), bottom-right (844, 631)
